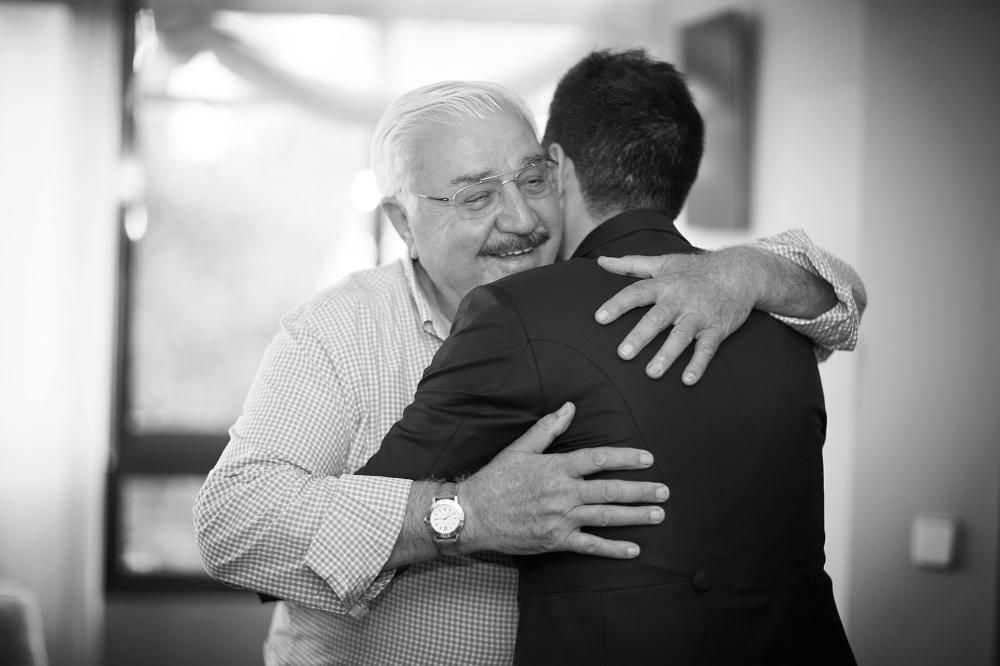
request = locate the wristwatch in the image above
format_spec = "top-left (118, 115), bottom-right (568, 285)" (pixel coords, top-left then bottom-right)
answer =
top-left (425, 482), bottom-right (465, 556)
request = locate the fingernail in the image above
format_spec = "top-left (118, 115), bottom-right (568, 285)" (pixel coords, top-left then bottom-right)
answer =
top-left (683, 372), bottom-right (697, 384)
top-left (627, 546), bottom-right (640, 558)
top-left (559, 402), bottom-right (573, 416)
top-left (619, 343), bottom-right (634, 358)
top-left (595, 309), bottom-right (609, 323)
top-left (650, 508), bottom-right (664, 522)
top-left (647, 362), bottom-right (664, 377)
top-left (656, 485), bottom-right (669, 501)
top-left (639, 452), bottom-right (653, 466)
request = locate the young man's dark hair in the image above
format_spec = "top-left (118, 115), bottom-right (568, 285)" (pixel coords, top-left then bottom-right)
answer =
top-left (543, 48), bottom-right (705, 221)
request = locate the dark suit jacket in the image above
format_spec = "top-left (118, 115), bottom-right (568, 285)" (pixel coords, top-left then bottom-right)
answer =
top-left (359, 210), bottom-right (855, 665)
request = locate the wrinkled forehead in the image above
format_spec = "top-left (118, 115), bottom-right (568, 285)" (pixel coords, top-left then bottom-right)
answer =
top-left (406, 108), bottom-right (543, 193)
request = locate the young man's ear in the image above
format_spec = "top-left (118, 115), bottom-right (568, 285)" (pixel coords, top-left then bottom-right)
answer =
top-left (380, 197), bottom-right (418, 260)
top-left (547, 143), bottom-right (572, 198)
top-left (549, 143), bottom-right (580, 206)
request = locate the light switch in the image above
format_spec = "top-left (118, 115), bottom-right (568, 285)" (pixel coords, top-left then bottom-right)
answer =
top-left (910, 512), bottom-right (958, 570)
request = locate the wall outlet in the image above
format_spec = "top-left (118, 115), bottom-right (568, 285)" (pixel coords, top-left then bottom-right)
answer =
top-left (910, 512), bottom-right (959, 570)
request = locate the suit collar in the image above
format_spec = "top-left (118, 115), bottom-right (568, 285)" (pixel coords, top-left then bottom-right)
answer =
top-left (571, 209), bottom-right (691, 259)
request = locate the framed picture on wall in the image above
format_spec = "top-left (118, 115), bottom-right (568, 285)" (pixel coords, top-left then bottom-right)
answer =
top-left (681, 10), bottom-right (756, 230)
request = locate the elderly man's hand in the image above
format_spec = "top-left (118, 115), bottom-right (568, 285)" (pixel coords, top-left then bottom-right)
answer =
top-left (460, 403), bottom-right (668, 559)
top-left (594, 249), bottom-right (760, 385)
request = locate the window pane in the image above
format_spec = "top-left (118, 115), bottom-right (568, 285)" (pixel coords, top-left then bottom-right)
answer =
top-left (128, 86), bottom-right (377, 434)
top-left (121, 475), bottom-right (207, 575)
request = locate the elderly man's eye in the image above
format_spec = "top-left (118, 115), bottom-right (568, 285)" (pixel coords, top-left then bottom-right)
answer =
top-left (519, 173), bottom-right (549, 194)
top-left (461, 190), bottom-right (497, 210)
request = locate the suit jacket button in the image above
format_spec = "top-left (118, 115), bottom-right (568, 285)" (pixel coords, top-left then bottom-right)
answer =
top-left (692, 571), bottom-right (712, 592)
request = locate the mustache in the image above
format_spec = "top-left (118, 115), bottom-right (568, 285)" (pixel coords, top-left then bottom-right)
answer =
top-left (481, 229), bottom-right (551, 256)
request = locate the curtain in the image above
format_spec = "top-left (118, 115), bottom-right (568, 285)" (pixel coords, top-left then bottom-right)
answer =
top-left (0, 2), bottom-right (121, 664)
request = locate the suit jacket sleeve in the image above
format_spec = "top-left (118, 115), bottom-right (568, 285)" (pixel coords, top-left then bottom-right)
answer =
top-left (356, 283), bottom-right (547, 481)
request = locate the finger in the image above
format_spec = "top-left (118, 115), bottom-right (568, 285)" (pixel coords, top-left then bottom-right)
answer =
top-left (576, 478), bottom-right (670, 504)
top-left (644, 311), bottom-right (704, 378)
top-left (596, 255), bottom-right (665, 279)
top-left (503, 402), bottom-right (575, 454)
top-left (615, 301), bottom-right (678, 360)
top-left (569, 504), bottom-right (666, 529)
top-left (680, 327), bottom-right (723, 385)
top-left (565, 446), bottom-right (656, 477)
top-left (560, 532), bottom-right (642, 559)
top-left (594, 279), bottom-right (659, 326)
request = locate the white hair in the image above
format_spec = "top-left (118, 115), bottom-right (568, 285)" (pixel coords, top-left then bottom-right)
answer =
top-left (370, 81), bottom-right (538, 198)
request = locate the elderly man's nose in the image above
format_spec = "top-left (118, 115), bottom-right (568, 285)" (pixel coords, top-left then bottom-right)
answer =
top-left (495, 185), bottom-right (536, 233)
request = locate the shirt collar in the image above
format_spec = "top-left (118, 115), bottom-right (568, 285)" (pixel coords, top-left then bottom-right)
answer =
top-left (402, 255), bottom-right (451, 341)
top-left (571, 209), bottom-right (687, 259)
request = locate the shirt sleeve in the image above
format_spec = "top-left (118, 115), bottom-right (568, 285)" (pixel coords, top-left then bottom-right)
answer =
top-left (193, 316), bottom-right (411, 616)
top-left (747, 228), bottom-right (868, 361)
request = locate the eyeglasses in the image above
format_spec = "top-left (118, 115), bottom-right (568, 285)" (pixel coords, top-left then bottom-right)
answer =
top-left (413, 159), bottom-right (558, 220)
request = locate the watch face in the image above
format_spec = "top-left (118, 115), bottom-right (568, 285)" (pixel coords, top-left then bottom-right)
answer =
top-left (429, 500), bottom-right (463, 536)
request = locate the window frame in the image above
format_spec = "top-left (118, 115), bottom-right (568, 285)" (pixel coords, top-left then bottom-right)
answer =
top-left (105, 0), bottom-right (242, 595)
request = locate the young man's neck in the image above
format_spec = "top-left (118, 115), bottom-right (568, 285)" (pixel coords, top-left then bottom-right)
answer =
top-left (560, 199), bottom-right (621, 260)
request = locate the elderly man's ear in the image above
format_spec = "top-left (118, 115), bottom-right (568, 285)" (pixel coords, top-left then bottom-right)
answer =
top-left (381, 197), bottom-right (418, 260)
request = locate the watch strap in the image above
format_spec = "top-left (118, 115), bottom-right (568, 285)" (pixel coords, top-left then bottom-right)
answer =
top-left (436, 533), bottom-right (461, 556)
top-left (434, 482), bottom-right (459, 503)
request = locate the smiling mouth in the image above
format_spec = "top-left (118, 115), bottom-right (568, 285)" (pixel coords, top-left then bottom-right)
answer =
top-left (495, 246), bottom-right (535, 258)
top-left (486, 231), bottom-right (550, 259)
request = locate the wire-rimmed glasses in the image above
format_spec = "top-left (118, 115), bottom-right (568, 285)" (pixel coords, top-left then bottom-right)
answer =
top-left (413, 159), bottom-right (558, 220)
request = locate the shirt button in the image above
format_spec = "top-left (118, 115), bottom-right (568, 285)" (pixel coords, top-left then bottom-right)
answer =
top-left (349, 603), bottom-right (369, 619)
top-left (692, 571), bottom-right (712, 592)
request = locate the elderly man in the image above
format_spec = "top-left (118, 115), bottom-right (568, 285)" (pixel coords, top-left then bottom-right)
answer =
top-left (194, 78), bottom-right (863, 664)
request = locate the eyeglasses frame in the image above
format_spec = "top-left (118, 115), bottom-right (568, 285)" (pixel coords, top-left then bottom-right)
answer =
top-left (412, 158), bottom-right (559, 218)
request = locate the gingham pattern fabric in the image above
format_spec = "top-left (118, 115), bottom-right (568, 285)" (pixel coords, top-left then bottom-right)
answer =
top-left (194, 233), bottom-right (861, 666)
top-left (752, 228), bottom-right (867, 361)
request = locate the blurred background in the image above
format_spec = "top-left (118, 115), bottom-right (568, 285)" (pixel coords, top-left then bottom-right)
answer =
top-left (0, 0), bottom-right (998, 664)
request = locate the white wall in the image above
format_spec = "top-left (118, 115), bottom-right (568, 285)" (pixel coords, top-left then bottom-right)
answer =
top-left (0, 2), bottom-right (120, 664)
top-left (849, 2), bottom-right (1000, 664)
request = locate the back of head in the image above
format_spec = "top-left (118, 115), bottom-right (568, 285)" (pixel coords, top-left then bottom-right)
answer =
top-left (543, 49), bottom-right (704, 221)
top-left (371, 80), bottom-right (537, 198)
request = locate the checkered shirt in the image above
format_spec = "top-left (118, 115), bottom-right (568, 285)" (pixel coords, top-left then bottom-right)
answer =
top-left (193, 230), bottom-right (863, 666)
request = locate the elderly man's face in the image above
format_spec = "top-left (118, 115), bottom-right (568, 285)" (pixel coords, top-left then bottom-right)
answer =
top-left (388, 108), bottom-right (563, 317)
